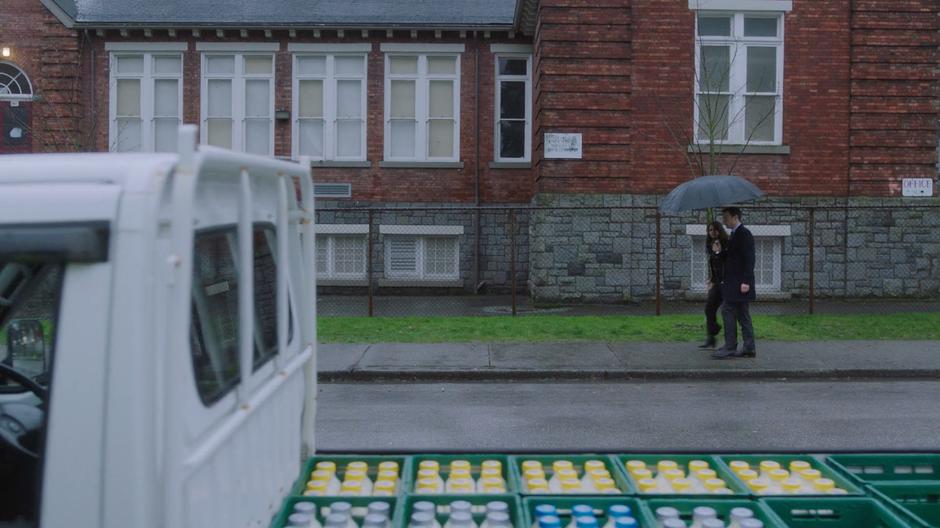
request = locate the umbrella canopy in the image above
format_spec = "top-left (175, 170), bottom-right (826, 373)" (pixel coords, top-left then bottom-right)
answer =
top-left (659, 175), bottom-right (764, 214)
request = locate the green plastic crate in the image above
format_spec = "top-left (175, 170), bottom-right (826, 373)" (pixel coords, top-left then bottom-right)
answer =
top-left (396, 494), bottom-right (524, 528)
top-left (522, 496), bottom-right (655, 528)
top-left (716, 454), bottom-right (864, 497)
top-left (271, 496), bottom-right (398, 528)
top-left (868, 482), bottom-right (940, 528)
top-left (763, 497), bottom-right (913, 528)
top-left (828, 455), bottom-right (940, 485)
top-left (614, 454), bottom-right (749, 497)
top-left (409, 454), bottom-right (517, 494)
top-left (642, 498), bottom-right (787, 528)
top-left (509, 455), bottom-right (634, 495)
top-left (292, 455), bottom-right (412, 497)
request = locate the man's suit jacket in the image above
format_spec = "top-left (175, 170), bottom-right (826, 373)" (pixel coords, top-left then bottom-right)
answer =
top-left (719, 224), bottom-right (757, 302)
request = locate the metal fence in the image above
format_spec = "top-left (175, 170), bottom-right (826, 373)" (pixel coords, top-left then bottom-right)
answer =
top-left (313, 204), bottom-right (940, 317)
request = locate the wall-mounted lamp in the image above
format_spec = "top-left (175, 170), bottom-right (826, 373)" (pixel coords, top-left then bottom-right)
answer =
top-left (1, 47), bottom-right (11, 58)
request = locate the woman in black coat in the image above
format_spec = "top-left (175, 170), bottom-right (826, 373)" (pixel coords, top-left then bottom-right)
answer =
top-left (700, 221), bottom-right (729, 349)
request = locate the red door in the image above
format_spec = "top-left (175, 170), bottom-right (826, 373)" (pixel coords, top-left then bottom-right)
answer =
top-left (0, 100), bottom-right (33, 154)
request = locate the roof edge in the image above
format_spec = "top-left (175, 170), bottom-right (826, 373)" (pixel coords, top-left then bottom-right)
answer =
top-left (69, 21), bottom-right (516, 30)
top-left (40, 0), bottom-right (76, 28)
top-left (516, 0), bottom-right (538, 36)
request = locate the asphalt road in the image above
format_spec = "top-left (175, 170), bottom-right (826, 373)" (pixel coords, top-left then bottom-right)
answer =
top-left (315, 380), bottom-right (940, 452)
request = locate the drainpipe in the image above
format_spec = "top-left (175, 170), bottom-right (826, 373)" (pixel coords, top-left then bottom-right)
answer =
top-left (473, 37), bottom-right (483, 292)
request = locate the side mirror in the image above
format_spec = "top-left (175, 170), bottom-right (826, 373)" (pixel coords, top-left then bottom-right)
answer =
top-left (5, 319), bottom-right (45, 370)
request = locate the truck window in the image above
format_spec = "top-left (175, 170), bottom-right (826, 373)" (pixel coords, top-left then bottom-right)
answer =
top-left (189, 225), bottom-right (291, 405)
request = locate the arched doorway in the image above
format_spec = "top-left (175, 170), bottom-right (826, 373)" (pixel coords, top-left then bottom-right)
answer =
top-left (0, 61), bottom-right (34, 153)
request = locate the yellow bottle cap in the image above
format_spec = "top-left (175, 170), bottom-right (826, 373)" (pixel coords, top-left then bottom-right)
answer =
top-left (481, 477), bottom-right (505, 487)
top-left (760, 461), bottom-right (781, 473)
top-left (306, 480), bottom-right (329, 492)
top-left (589, 468), bottom-right (612, 480)
top-left (657, 460), bottom-right (679, 473)
top-left (738, 469), bottom-right (759, 482)
top-left (689, 460), bottom-right (710, 472)
top-left (695, 469), bottom-right (718, 481)
top-left (417, 477), bottom-right (439, 489)
top-left (345, 469), bottom-right (367, 482)
top-left (450, 460), bottom-right (472, 472)
top-left (522, 460), bottom-right (543, 472)
top-left (378, 470), bottom-right (398, 482)
top-left (419, 460), bottom-right (440, 472)
top-left (800, 469), bottom-right (822, 481)
top-left (632, 468), bottom-right (653, 481)
top-left (303, 489), bottom-right (325, 497)
top-left (375, 480), bottom-right (396, 493)
top-left (594, 477), bottom-right (616, 490)
top-left (527, 478), bottom-right (549, 490)
top-left (626, 460), bottom-right (647, 473)
top-left (417, 469), bottom-right (438, 480)
top-left (638, 478), bottom-right (658, 492)
top-left (783, 479), bottom-right (802, 492)
top-left (770, 469), bottom-right (790, 482)
top-left (482, 460), bottom-right (502, 471)
top-left (663, 469), bottom-right (685, 481)
top-left (553, 460), bottom-right (575, 473)
top-left (450, 468), bottom-right (472, 480)
top-left (813, 478), bottom-right (835, 492)
top-left (341, 481), bottom-right (363, 493)
top-left (672, 478), bottom-right (692, 492)
top-left (378, 461), bottom-right (399, 472)
top-left (483, 483), bottom-right (507, 492)
top-left (729, 461), bottom-right (750, 473)
top-left (561, 478), bottom-right (582, 491)
top-left (347, 461), bottom-right (369, 472)
top-left (790, 460), bottom-right (812, 472)
top-left (524, 468), bottom-right (545, 481)
top-left (482, 467), bottom-right (503, 479)
top-left (310, 469), bottom-right (333, 482)
top-left (749, 478), bottom-right (771, 492)
top-left (315, 461), bottom-right (337, 473)
top-left (558, 468), bottom-right (579, 480)
top-left (450, 478), bottom-right (475, 491)
top-left (704, 478), bottom-right (727, 491)
top-left (585, 460), bottom-right (606, 473)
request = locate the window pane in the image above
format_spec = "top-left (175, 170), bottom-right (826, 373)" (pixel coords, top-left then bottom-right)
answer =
top-left (189, 230), bottom-right (240, 404)
top-left (700, 46), bottom-right (730, 93)
top-left (428, 81), bottom-right (453, 118)
top-left (245, 119), bottom-right (270, 155)
top-left (206, 55), bottom-right (235, 75)
top-left (116, 55), bottom-right (144, 74)
top-left (335, 56), bottom-right (364, 75)
top-left (207, 79), bottom-right (232, 118)
top-left (252, 227), bottom-right (280, 369)
top-left (698, 15), bottom-right (731, 37)
top-left (390, 120), bottom-right (416, 157)
top-left (500, 81), bottom-right (525, 119)
top-left (153, 55), bottom-right (182, 75)
top-left (154, 117), bottom-right (179, 152)
top-left (245, 79), bottom-right (270, 117)
top-left (154, 79), bottom-right (179, 116)
top-left (499, 120), bottom-right (526, 159)
top-left (298, 80), bottom-right (323, 118)
top-left (498, 58), bottom-right (527, 76)
top-left (244, 55), bottom-right (273, 75)
top-left (745, 96), bottom-right (776, 142)
top-left (427, 56), bottom-right (456, 75)
top-left (116, 79), bottom-right (141, 116)
top-left (389, 56), bottom-right (418, 75)
top-left (207, 118), bottom-right (233, 148)
top-left (424, 237), bottom-right (457, 277)
top-left (387, 237), bottom-right (418, 276)
top-left (297, 56), bottom-right (326, 75)
top-left (332, 236), bottom-right (366, 276)
top-left (299, 119), bottom-right (324, 157)
top-left (428, 119), bottom-right (454, 158)
top-left (747, 46), bottom-right (777, 93)
top-left (336, 120), bottom-right (361, 158)
top-left (316, 236), bottom-right (328, 273)
top-left (115, 118), bottom-right (141, 152)
top-left (390, 80), bottom-right (416, 118)
top-left (745, 17), bottom-right (778, 37)
top-left (697, 94), bottom-right (730, 141)
top-left (336, 80), bottom-right (362, 118)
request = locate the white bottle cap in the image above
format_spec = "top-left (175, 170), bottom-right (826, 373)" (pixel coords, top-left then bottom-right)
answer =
top-left (450, 511), bottom-right (475, 528)
top-left (487, 501), bottom-right (509, 514)
top-left (331, 502), bottom-right (353, 516)
top-left (702, 520), bottom-right (725, 528)
top-left (294, 502), bottom-right (317, 515)
top-left (730, 508), bottom-right (754, 521)
top-left (662, 520), bottom-right (686, 528)
top-left (414, 502), bottom-right (436, 515)
top-left (451, 501), bottom-right (473, 515)
top-left (363, 514), bottom-right (387, 528)
top-left (288, 513), bottom-right (314, 527)
top-left (655, 507), bottom-right (680, 520)
top-left (325, 513), bottom-right (348, 528)
top-left (369, 502), bottom-right (391, 517)
top-left (693, 506), bottom-right (718, 521)
top-left (740, 520), bottom-right (764, 528)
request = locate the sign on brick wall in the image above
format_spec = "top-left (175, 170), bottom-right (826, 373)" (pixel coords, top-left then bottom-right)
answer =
top-left (902, 178), bottom-right (934, 197)
top-left (545, 133), bottom-right (582, 159)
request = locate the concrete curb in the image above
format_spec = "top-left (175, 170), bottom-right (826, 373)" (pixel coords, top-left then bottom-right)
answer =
top-left (318, 368), bottom-right (940, 383)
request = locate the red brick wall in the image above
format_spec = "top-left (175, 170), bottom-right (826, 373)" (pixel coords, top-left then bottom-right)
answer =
top-left (83, 30), bottom-right (534, 204)
top-left (1, 0), bottom-right (83, 152)
top-left (849, 0), bottom-right (939, 196)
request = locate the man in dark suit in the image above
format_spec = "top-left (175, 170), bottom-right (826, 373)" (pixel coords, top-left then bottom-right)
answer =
top-left (711, 206), bottom-right (757, 359)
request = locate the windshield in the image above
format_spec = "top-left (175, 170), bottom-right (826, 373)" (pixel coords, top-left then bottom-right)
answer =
top-left (0, 263), bottom-right (62, 389)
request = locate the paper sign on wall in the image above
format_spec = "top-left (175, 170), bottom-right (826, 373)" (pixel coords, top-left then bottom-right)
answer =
top-left (545, 133), bottom-right (582, 159)
top-left (902, 178), bottom-right (934, 197)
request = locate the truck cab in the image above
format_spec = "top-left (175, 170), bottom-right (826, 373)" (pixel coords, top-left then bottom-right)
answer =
top-left (0, 126), bottom-right (318, 527)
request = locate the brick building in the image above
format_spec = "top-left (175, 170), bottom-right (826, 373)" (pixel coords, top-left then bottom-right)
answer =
top-left (1, 0), bottom-right (938, 301)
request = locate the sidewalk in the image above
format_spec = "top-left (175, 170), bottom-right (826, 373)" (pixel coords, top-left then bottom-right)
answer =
top-left (318, 341), bottom-right (940, 382)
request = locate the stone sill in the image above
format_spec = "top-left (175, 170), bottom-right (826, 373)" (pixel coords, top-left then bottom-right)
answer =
top-left (489, 161), bottom-right (532, 169)
top-left (379, 161), bottom-right (464, 169)
top-left (688, 144), bottom-right (791, 155)
top-left (378, 279), bottom-right (463, 288)
top-left (310, 161), bottom-right (371, 168)
top-left (318, 279), bottom-right (368, 287)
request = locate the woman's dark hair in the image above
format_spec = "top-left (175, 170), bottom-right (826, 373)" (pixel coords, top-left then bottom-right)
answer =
top-left (707, 221), bottom-right (729, 244)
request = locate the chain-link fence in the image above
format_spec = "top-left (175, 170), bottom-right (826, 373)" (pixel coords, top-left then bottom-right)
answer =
top-left (314, 204), bottom-right (940, 318)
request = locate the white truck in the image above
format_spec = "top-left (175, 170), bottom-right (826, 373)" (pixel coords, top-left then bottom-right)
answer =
top-left (0, 125), bottom-right (319, 527)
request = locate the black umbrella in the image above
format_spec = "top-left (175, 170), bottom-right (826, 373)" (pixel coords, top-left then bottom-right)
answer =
top-left (659, 175), bottom-right (764, 214)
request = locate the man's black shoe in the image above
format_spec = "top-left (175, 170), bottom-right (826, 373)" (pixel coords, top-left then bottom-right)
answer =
top-left (698, 336), bottom-right (718, 349)
top-left (711, 346), bottom-right (741, 360)
top-left (741, 349), bottom-right (756, 358)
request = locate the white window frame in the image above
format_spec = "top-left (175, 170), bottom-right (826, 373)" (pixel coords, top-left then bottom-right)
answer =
top-left (382, 49), bottom-right (461, 162)
top-left (494, 53), bottom-right (533, 162)
top-left (316, 233), bottom-right (368, 280)
top-left (693, 11), bottom-right (785, 146)
top-left (198, 46), bottom-right (276, 155)
top-left (107, 47), bottom-right (184, 152)
top-left (290, 46), bottom-right (368, 161)
top-left (686, 224), bottom-right (789, 293)
top-left (383, 235), bottom-right (460, 281)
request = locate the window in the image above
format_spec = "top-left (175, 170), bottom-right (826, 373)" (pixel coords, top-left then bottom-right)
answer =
top-left (201, 52), bottom-right (274, 155)
top-left (317, 234), bottom-right (368, 280)
top-left (189, 225), bottom-right (290, 405)
top-left (384, 236), bottom-right (459, 280)
top-left (292, 53), bottom-right (367, 160)
top-left (384, 53), bottom-right (460, 161)
top-left (109, 52), bottom-right (183, 152)
top-left (0, 61), bottom-right (33, 97)
top-left (694, 12), bottom-right (783, 145)
top-left (495, 55), bottom-right (532, 161)
top-left (689, 234), bottom-right (782, 292)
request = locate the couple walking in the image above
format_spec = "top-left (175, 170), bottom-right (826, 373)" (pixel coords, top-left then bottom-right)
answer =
top-left (700, 207), bottom-right (757, 359)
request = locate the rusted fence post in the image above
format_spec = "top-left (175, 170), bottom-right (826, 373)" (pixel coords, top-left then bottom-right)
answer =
top-left (509, 208), bottom-right (517, 316)
top-left (367, 209), bottom-right (374, 317)
top-left (808, 207), bottom-right (815, 315)
top-left (655, 211), bottom-right (662, 316)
